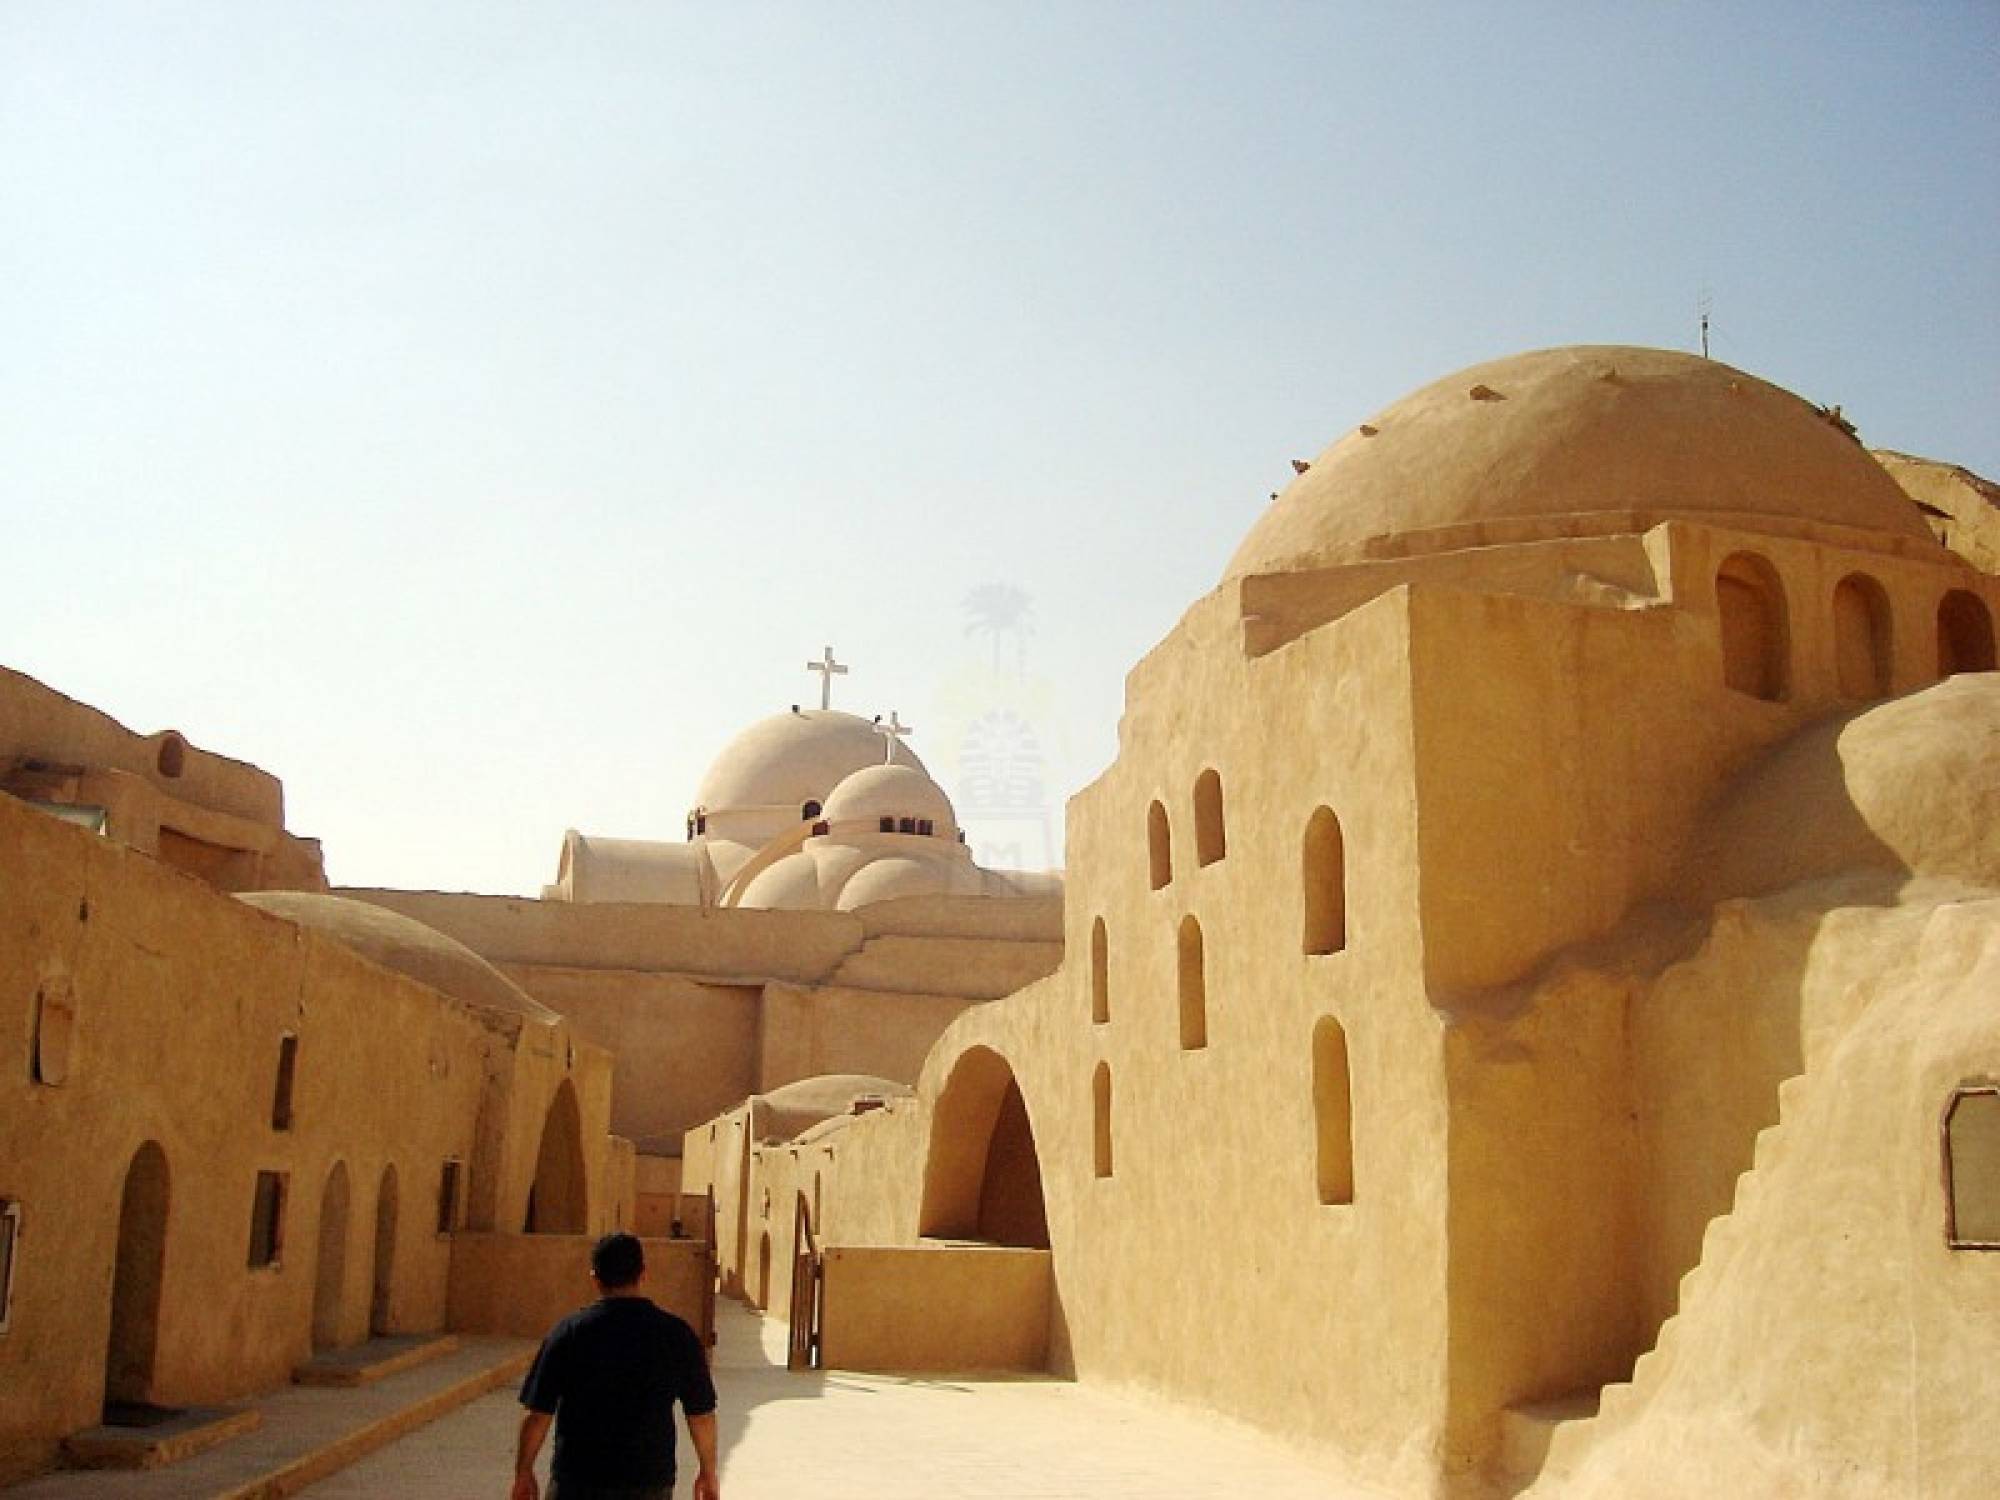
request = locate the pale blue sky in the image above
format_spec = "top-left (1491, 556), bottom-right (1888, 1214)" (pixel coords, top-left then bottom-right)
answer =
top-left (3, 3), bottom-right (1995, 892)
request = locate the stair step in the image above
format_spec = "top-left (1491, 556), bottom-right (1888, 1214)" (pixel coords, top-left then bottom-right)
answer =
top-left (293, 1333), bottom-right (459, 1388)
top-left (1498, 1390), bottom-right (1600, 1477)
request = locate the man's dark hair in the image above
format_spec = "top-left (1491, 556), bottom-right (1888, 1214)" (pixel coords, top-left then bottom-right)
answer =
top-left (591, 1232), bottom-right (645, 1289)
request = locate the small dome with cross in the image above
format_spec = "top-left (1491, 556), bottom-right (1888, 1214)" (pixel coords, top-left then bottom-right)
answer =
top-left (823, 763), bottom-right (955, 831)
top-left (695, 709), bottom-right (928, 815)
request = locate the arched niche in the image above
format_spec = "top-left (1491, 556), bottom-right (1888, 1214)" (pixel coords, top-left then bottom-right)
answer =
top-left (1717, 551), bottom-right (1790, 701)
top-left (105, 1141), bottom-right (170, 1409)
top-left (1092, 1063), bottom-right (1113, 1179)
top-left (1302, 807), bottom-right (1347, 956)
top-left (1177, 916), bottom-right (1207, 1050)
top-left (918, 1046), bottom-right (1049, 1248)
top-left (311, 1160), bottom-right (351, 1352)
top-left (1193, 769), bottom-right (1226, 866)
top-left (1089, 917), bottom-right (1109, 1025)
top-left (1938, 590), bottom-right (1996, 676)
top-left (1147, 801), bottom-right (1172, 890)
top-left (1832, 572), bottom-right (1894, 700)
top-left (1313, 1018), bottom-right (1355, 1206)
top-left (525, 1079), bottom-right (588, 1235)
top-left (370, 1165), bottom-right (398, 1336)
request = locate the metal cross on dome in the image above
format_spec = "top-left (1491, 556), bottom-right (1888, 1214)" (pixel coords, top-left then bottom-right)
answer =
top-left (876, 710), bottom-right (913, 763)
top-left (805, 646), bottom-right (848, 710)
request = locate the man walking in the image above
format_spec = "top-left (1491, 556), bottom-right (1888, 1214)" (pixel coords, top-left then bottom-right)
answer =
top-left (512, 1233), bottom-right (720, 1500)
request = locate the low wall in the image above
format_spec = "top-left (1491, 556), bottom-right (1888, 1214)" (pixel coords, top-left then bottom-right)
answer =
top-left (819, 1245), bottom-right (1051, 1372)
top-left (448, 1234), bottom-right (712, 1343)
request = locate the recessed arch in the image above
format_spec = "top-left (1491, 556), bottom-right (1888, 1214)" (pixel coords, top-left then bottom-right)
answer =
top-left (1716, 551), bottom-right (1790, 700)
top-left (1302, 807), bottom-right (1347, 956)
top-left (1313, 1018), bottom-right (1355, 1205)
top-left (1092, 1063), bottom-right (1113, 1179)
top-left (1193, 769), bottom-right (1226, 866)
top-left (1938, 590), bottom-right (1996, 676)
top-left (1177, 916), bottom-right (1207, 1050)
top-left (525, 1079), bottom-right (588, 1234)
top-left (311, 1160), bottom-right (352, 1352)
top-left (370, 1164), bottom-right (398, 1336)
top-left (918, 1046), bottom-right (1049, 1248)
top-left (105, 1141), bottom-right (170, 1408)
top-left (1832, 572), bottom-right (1894, 700)
top-left (1147, 800), bottom-right (1172, 890)
top-left (1089, 917), bottom-right (1109, 1025)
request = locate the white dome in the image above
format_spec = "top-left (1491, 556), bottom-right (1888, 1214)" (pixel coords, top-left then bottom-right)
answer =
top-left (835, 855), bottom-right (955, 910)
top-left (696, 709), bottom-right (926, 813)
top-left (823, 763), bottom-right (956, 829)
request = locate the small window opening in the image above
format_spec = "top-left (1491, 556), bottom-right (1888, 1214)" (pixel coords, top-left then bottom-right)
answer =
top-left (1938, 590), bottom-right (1996, 677)
top-left (879, 816), bottom-right (895, 833)
top-left (1832, 573), bottom-right (1894, 700)
top-left (0, 1200), bottom-right (19, 1334)
top-left (917, 818), bottom-right (934, 836)
top-left (436, 1160), bottom-right (463, 1235)
top-left (898, 817), bottom-right (916, 834)
top-left (155, 734), bottom-right (186, 779)
top-left (1193, 769), bottom-right (1226, 866)
top-left (694, 810), bottom-right (708, 835)
top-left (248, 1171), bottom-right (288, 1268)
top-left (1716, 551), bottom-right (1790, 701)
top-left (1177, 916), bottom-right (1207, 1050)
top-left (271, 1033), bottom-right (299, 1131)
top-left (30, 977), bottom-right (75, 1086)
top-left (1089, 917), bottom-right (1109, 1024)
top-left (1147, 801), bottom-right (1172, 890)
top-left (801, 800), bottom-right (822, 820)
top-left (1945, 1087), bottom-right (2000, 1249)
top-left (1092, 1063), bottom-right (1113, 1178)
top-left (811, 821), bottom-right (829, 837)
top-left (1313, 1017), bottom-right (1355, 1205)
top-left (1302, 807), bottom-right (1348, 955)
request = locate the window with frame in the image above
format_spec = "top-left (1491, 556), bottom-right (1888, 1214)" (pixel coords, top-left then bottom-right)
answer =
top-left (248, 1171), bottom-right (287, 1268)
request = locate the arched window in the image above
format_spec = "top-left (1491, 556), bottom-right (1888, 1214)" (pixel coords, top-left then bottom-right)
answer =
top-left (1716, 551), bottom-right (1790, 700)
top-left (1832, 573), bottom-right (1894, 700)
top-left (1302, 807), bottom-right (1347, 955)
top-left (801, 800), bottom-right (822, 820)
top-left (1938, 590), bottom-right (1996, 676)
top-left (1147, 801), bottom-right (1172, 890)
top-left (1193, 769), bottom-right (1226, 866)
top-left (155, 733), bottom-right (186, 779)
top-left (1092, 1063), bottom-right (1113, 1179)
top-left (1089, 917), bottom-right (1109, 1024)
top-left (1313, 1017), bottom-right (1354, 1205)
top-left (1177, 916), bottom-right (1207, 1050)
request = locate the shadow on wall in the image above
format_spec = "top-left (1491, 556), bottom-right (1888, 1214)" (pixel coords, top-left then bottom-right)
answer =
top-left (917, 1046), bottom-right (1049, 1249)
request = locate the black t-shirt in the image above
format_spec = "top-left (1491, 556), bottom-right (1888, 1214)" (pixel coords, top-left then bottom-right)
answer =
top-left (519, 1297), bottom-right (717, 1488)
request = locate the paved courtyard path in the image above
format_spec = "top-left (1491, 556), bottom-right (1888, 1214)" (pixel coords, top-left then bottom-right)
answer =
top-left (304, 1299), bottom-right (1386, 1500)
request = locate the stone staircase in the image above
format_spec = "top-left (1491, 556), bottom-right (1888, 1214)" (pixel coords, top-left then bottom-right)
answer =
top-left (1499, 1069), bottom-right (1813, 1489)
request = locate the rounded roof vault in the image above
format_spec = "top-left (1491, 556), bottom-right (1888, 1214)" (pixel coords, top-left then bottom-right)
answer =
top-left (696, 709), bottom-right (927, 813)
top-left (1224, 345), bottom-right (1938, 580)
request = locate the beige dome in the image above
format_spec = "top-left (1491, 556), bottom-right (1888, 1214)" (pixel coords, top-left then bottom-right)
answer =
top-left (1225, 346), bottom-right (1938, 580)
top-left (823, 763), bottom-right (956, 828)
top-left (753, 1073), bottom-right (911, 1142)
top-left (1682, 675), bottom-right (2000, 902)
top-left (237, 891), bottom-right (559, 1026)
top-left (835, 855), bottom-right (954, 910)
top-left (696, 709), bottom-right (927, 813)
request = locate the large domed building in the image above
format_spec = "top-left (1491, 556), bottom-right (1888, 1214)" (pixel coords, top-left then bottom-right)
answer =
top-left (544, 706), bottom-right (1056, 911)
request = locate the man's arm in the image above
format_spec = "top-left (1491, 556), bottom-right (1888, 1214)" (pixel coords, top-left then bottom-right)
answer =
top-left (512, 1409), bottom-right (553, 1500)
top-left (686, 1410), bottom-right (720, 1500)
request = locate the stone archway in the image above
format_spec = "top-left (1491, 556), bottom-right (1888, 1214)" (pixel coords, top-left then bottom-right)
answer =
top-left (526, 1079), bottom-right (588, 1234)
top-left (370, 1164), bottom-right (398, 1336)
top-left (919, 1046), bottom-right (1049, 1248)
top-left (311, 1161), bottom-right (351, 1352)
top-left (104, 1141), bottom-right (170, 1412)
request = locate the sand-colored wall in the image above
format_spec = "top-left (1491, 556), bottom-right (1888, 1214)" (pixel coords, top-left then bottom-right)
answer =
top-left (447, 1234), bottom-right (711, 1343)
top-left (819, 1246), bottom-right (1051, 1372)
top-left (0, 798), bottom-right (487, 1480)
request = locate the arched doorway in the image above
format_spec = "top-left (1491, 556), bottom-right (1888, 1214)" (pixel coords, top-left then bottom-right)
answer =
top-left (1938, 590), bottom-right (1996, 676)
top-left (1717, 551), bottom-right (1789, 701)
top-left (919, 1047), bottom-right (1049, 1248)
top-left (369, 1165), bottom-right (398, 1336)
top-left (312, 1162), bottom-right (351, 1351)
top-left (104, 1141), bottom-right (170, 1413)
top-left (525, 1079), bottom-right (588, 1234)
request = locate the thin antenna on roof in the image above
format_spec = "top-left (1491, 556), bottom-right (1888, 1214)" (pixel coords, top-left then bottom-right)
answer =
top-left (1697, 287), bottom-right (1712, 359)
